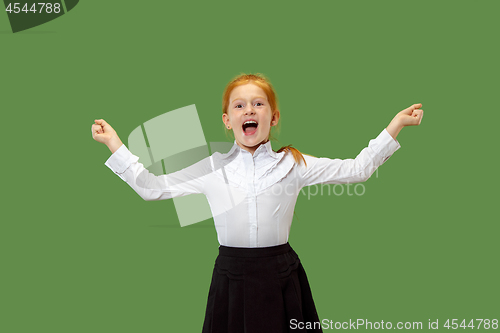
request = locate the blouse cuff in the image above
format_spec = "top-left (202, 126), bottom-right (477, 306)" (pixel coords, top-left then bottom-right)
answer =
top-left (104, 144), bottom-right (139, 174)
top-left (371, 128), bottom-right (402, 161)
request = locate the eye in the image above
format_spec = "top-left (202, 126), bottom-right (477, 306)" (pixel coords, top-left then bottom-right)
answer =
top-left (235, 104), bottom-right (243, 109)
top-left (255, 102), bottom-right (264, 106)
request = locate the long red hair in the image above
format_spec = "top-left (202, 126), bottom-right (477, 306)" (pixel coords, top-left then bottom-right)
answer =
top-left (222, 73), bottom-right (307, 166)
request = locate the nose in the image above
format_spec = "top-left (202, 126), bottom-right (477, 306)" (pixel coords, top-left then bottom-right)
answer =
top-left (244, 104), bottom-right (255, 115)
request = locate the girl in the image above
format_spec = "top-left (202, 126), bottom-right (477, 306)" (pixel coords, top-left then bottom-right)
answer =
top-left (92, 73), bottom-right (423, 333)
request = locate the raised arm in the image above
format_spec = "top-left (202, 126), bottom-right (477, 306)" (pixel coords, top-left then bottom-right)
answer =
top-left (91, 119), bottom-right (207, 200)
top-left (299, 103), bottom-right (424, 187)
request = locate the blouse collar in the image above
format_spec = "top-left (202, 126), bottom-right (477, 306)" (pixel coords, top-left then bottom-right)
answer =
top-left (225, 140), bottom-right (279, 160)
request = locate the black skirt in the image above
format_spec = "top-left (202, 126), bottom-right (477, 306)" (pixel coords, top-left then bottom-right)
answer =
top-left (202, 242), bottom-right (323, 333)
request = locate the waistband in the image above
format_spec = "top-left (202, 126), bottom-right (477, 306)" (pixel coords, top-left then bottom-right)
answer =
top-left (218, 242), bottom-right (292, 258)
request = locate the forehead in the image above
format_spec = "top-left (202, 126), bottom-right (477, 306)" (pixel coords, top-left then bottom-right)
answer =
top-left (229, 83), bottom-right (268, 103)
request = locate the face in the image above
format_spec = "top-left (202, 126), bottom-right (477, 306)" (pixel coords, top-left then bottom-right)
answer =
top-left (222, 83), bottom-right (280, 155)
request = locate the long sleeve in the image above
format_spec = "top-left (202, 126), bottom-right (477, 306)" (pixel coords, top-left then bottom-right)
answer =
top-left (104, 144), bottom-right (208, 201)
top-left (299, 128), bottom-right (401, 187)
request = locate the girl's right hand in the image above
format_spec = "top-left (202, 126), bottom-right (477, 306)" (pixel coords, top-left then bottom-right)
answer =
top-left (91, 119), bottom-right (123, 154)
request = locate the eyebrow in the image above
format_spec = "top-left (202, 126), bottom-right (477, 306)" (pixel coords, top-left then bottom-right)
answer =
top-left (230, 96), bottom-right (267, 104)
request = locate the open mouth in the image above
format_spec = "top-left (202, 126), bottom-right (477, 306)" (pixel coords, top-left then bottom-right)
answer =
top-left (242, 120), bottom-right (258, 136)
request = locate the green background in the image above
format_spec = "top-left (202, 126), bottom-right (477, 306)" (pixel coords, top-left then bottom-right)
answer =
top-left (1, 1), bottom-right (499, 331)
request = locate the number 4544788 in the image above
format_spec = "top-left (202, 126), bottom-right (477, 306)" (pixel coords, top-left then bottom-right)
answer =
top-left (5, 3), bottom-right (61, 14)
top-left (444, 319), bottom-right (498, 329)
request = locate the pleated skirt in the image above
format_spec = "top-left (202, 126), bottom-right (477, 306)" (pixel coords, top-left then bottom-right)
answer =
top-left (202, 242), bottom-right (323, 333)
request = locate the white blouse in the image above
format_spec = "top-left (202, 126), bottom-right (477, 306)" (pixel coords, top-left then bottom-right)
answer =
top-left (105, 128), bottom-right (401, 247)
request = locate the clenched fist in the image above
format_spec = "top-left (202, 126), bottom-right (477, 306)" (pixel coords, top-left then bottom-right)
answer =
top-left (91, 119), bottom-right (123, 154)
top-left (396, 103), bottom-right (424, 127)
top-left (385, 103), bottom-right (424, 140)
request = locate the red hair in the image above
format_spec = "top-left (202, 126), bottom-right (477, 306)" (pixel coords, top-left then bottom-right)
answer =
top-left (222, 73), bottom-right (307, 166)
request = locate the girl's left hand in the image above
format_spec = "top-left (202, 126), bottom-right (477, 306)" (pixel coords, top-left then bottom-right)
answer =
top-left (396, 103), bottom-right (424, 127)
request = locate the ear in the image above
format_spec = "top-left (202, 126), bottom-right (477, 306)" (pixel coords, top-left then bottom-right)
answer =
top-left (271, 109), bottom-right (280, 126)
top-left (222, 113), bottom-right (230, 128)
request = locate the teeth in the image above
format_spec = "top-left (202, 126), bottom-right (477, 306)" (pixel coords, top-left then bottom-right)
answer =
top-left (244, 121), bottom-right (257, 125)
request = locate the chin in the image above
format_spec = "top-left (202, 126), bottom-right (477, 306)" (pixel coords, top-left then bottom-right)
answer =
top-left (240, 137), bottom-right (263, 147)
